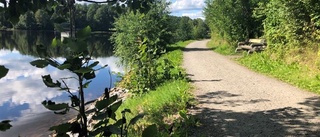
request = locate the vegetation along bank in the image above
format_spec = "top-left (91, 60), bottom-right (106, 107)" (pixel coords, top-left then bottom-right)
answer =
top-left (0, 0), bottom-right (209, 136)
top-left (205, 0), bottom-right (320, 94)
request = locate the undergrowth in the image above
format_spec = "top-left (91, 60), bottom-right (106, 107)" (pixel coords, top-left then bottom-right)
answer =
top-left (207, 37), bottom-right (235, 55)
top-left (116, 40), bottom-right (198, 136)
top-left (238, 52), bottom-right (320, 94)
top-left (206, 35), bottom-right (320, 94)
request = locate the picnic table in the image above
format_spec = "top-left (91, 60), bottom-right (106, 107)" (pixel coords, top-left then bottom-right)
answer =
top-left (235, 39), bottom-right (267, 54)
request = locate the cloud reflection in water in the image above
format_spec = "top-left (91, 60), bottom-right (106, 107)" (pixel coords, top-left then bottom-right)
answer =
top-left (0, 49), bottom-right (123, 125)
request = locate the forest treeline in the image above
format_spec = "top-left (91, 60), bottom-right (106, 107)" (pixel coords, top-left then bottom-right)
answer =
top-left (205, 0), bottom-right (320, 68)
top-left (0, 3), bottom-right (209, 43)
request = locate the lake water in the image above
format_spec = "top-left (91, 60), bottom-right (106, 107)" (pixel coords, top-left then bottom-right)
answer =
top-left (0, 30), bottom-right (123, 136)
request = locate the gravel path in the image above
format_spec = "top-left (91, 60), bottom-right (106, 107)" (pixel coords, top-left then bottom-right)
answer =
top-left (183, 40), bottom-right (320, 137)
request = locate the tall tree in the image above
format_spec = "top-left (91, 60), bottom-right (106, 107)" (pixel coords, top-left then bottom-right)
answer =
top-left (192, 18), bottom-right (209, 40)
top-left (75, 4), bottom-right (89, 29)
top-left (93, 5), bottom-right (115, 31)
top-left (35, 9), bottom-right (52, 30)
top-left (204, 0), bottom-right (263, 45)
top-left (176, 16), bottom-right (193, 41)
top-left (15, 11), bottom-right (37, 30)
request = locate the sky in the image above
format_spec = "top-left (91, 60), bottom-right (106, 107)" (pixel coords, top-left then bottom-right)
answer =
top-left (169, 0), bottom-right (205, 20)
top-left (76, 0), bottom-right (206, 19)
top-left (0, 0), bottom-right (206, 19)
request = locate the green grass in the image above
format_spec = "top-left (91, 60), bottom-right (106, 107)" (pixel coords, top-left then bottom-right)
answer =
top-left (238, 53), bottom-right (320, 94)
top-left (206, 37), bottom-right (320, 94)
top-left (116, 40), bottom-right (195, 136)
top-left (206, 38), bottom-right (235, 55)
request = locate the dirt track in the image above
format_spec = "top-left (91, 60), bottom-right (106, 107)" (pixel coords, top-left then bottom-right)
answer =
top-left (183, 40), bottom-right (320, 136)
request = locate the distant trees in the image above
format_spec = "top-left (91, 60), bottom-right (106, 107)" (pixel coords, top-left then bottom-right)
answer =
top-left (35, 9), bottom-right (53, 30)
top-left (0, 4), bottom-right (116, 31)
top-left (93, 5), bottom-right (116, 30)
top-left (15, 11), bottom-right (37, 30)
top-left (168, 15), bottom-right (209, 43)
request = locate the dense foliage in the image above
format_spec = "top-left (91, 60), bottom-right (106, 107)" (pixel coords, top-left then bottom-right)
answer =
top-left (168, 16), bottom-right (209, 43)
top-left (205, 0), bottom-right (320, 66)
top-left (0, 4), bottom-right (116, 31)
top-left (204, 0), bottom-right (264, 45)
top-left (0, 31), bottom-right (114, 57)
top-left (254, 0), bottom-right (320, 58)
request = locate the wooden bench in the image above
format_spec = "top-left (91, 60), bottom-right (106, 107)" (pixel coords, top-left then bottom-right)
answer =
top-left (235, 39), bottom-right (267, 54)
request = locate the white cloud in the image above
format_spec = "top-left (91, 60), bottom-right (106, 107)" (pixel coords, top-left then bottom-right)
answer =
top-left (170, 0), bottom-right (205, 12)
top-left (95, 56), bottom-right (124, 73)
top-left (182, 11), bottom-right (205, 20)
top-left (0, 49), bottom-right (123, 124)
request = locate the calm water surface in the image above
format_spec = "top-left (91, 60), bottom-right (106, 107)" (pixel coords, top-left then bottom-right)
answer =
top-left (0, 30), bottom-right (123, 136)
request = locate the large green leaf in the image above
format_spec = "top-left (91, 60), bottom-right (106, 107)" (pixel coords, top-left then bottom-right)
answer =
top-left (0, 65), bottom-right (9, 79)
top-left (142, 124), bottom-right (158, 137)
top-left (57, 63), bottom-right (71, 70)
top-left (51, 37), bottom-right (61, 47)
top-left (42, 75), bottom-right (61, 88)
top-left (129, 113), bottom-right (145, 126)
top-left (74, 67), bottom-right (93, 74)
top-left (30, 59), bottom-right (49, 68)
top-left (76, 26), bottom-right (91, 40)
top-left (42, 100), bottom-right (69, 111)
top-left (45, 58), bottom-right (60, 68)
top-left (88, 61), bottom-right (99, 68)
top-left (49, 122), bottom-right (72, 134)
top-left (95, 95), bottom-right (118, 111)
top-left (110, 100), bottom-right (122, 113)
top-left (0, 120), bottom-right (12, 131)
top-left (36, 44), bottom-right (48, 58)
top-left (83, 80), bottom-right (92, 88)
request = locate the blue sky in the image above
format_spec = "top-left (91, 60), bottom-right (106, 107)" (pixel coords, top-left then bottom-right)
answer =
top-left (168, 0), bottom-right (205, 19)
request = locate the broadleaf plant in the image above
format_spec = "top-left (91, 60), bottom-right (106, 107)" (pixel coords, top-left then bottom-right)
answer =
top-left (0, 65), bottom-right (12, 132)
top-left (30, 26), bottom-right (143, 136)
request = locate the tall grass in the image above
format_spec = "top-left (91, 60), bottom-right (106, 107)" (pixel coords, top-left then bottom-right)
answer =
top-left (206, 36), bottom-right (235, 55)
top-left (116, 40), bottom-right (195, 136)
top-left (238, 52), bottom-right (320, 94)
top-left (206, 35), bottom-right (320, 94)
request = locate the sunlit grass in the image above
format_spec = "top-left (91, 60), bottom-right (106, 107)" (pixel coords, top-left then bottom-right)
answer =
top-left (206, 38), bottom-right (235, 55)
top-left (115, 40), bottom-right (194, 136)
top-left (206, 35), bottom-right (320, 94)
top-left (238, 52), bottom-right (320, 94)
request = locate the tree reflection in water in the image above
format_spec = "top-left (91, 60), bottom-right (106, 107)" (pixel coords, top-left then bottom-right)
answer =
top-left (0, 30), bottom-right (123, 136)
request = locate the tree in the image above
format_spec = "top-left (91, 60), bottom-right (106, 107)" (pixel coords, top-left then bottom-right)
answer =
top-left (204, 0), bottom-right (263, 45)
top-left (93, 5), bottom-right (115, 31)
top-left (75, 4), bottom-right (89, 29)
top-left (35, 9), bottom-right (53, 30)
top-left (86, 4), bottom-right (99, 29)
top-left (15, 11), bottom-right (37, 30)
top-left (112, 0), bottom-right (171, 92)
top-left (192, 18), bottom-right (209, 40)
top-left (176, 16), bottom-right (193, 41)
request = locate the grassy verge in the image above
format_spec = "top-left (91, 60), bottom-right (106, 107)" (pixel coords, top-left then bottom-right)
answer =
top-left (207, 37), bottom-right (235, 55)
top-left (206, 37), bottom-right (320, 94)
top-left (117, 40), bottom-right (196, 136)
top-left (238, 53), bottom-right (320, 94)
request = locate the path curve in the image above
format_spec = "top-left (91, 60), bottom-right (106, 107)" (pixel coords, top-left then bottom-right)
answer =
top-left (183, 40), bottom-right (320, 136)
